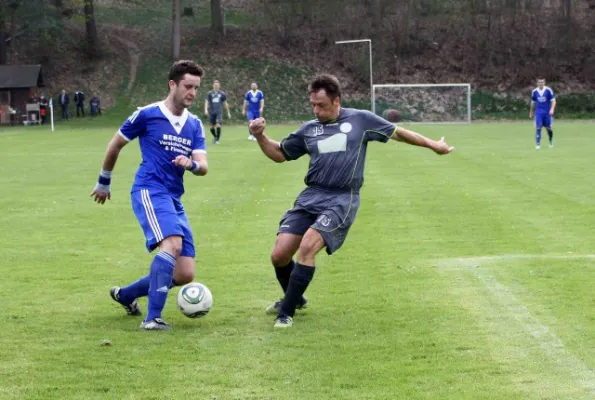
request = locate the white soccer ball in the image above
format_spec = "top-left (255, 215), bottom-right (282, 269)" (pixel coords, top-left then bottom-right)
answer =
top-left (177, 282), bottom-right (213, 318)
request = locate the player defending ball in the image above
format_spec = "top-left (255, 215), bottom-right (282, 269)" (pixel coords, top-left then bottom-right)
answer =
top-left (250, 74), bottom-right (454, 328)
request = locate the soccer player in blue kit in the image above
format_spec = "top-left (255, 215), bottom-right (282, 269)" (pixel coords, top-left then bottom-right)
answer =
top-left (249, 74), bottom-right (454, 328)
top-left (242, 81), bottom-right (264, 141)
top-left (529, 77), bottom-right (556, 149)
top-left (90, 60), bottom-right (208, 331)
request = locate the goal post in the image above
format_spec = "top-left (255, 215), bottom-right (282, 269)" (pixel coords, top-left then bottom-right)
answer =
top-left (373, 83), bottom-right (472, 124)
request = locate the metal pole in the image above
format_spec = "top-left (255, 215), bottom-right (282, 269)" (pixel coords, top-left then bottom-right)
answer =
top-left (467, 84), bottom-right (472, 123)
top-left (335, 39), bottom-right (373, 113)
top-left (369, 40), bottom-right (374, 114)
top-left (50, 98), bottom-right (54, 132)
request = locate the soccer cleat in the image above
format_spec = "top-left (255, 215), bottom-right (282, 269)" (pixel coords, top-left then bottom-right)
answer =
top-left (536, 145), bottom-right (541, 150)
top-left (265, 297), bottom-right (308, 315)
top-left (215, 140), bottom-right (220, 144)
top-left (110, 287), bottom-right (142, 316)
top-left (140, 317), bottom-right (172, 331)
top-left (248, 134), bottom-right (256, 141)
top-left (274, 315), bottom-right (293, 328)
top-left (549, 143), bottom-right (554, 148)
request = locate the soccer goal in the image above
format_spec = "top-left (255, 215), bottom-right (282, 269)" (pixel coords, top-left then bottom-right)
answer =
top-left (373, 83), bottom-right (472, 124)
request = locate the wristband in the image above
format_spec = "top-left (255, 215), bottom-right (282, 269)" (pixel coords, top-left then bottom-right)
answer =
top-left (190, 160), bottom-right (201, 174)
top-left (98, 169), bottom-right (112, 185)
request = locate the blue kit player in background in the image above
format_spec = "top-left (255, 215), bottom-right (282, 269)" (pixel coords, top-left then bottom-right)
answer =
top-left (242, 81), bottom-right (264, 141)
top-left (204, 79), bottom-right (231, 144)
top-left (530, 77), bottom-right (556, 149)
top-left (90, 60), bottom-right (209, 331)
top-left (249, 74), bottom-right (454, 328)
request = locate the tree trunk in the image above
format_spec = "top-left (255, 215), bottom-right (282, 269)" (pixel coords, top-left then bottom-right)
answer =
top-left (84, 0), bottom-right (100, 58)
top-left (0, 32), bottom-right (7, 65)
top-left (172, 0), bottom-right (181, 60)
top-left (211, 0), bottom-right (224, 35)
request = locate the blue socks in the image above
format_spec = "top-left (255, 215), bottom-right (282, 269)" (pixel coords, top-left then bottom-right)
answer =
top-left (536, 128), bottom-right (542, 145)
top-left (146, 251), bottom-right (176, 322)
top-left (118, 275), bottom-right (151, 305)
top-left (118, 275), bottom-right (180, 305)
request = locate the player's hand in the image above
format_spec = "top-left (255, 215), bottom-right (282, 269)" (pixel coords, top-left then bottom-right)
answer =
top-left (249, 117), bottom-right (266, 137)
top-left (529, 112), bottom-right (534, 119)
top-left (242, 110), bottom-right (246, 117)
top-left (90, 185), bottom-right (111, 204)
top-left (172, 155), bottom-right (193, 170)
top-left (549, 110), bottom-right (555, 116)
top-left (432, 137), bottom-right (454, 155)
top-left (227, 113), bottom-right (231, 120)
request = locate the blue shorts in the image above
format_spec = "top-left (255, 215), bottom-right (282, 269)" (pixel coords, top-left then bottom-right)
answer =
top-left (247, 110), bottom-right (260, 121)
top-left (131, 189), bottom-right (195, 257)
top-left (535, 114), bottom-right (553, 128)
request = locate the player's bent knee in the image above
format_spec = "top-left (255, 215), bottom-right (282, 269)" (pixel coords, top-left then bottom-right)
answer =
top-left (298, 231), bottom-right (325, 259)
top-left (173, 269), bottom-right (194, 285)
top-left (159, 235), bottom-right (183, 257)
top-left (173, 256), bottom-right (195, 284)
top-left (270, 248), bottom-right (292, 268)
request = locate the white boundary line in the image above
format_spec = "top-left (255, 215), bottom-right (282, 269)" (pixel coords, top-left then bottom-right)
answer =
top-left (438, 254), bottom-right (595, 395)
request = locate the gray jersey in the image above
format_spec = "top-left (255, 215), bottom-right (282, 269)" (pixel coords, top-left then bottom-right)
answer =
top-left (206, 90), bottom-right (227, 114)
top-left (279, 108), bottom-right (396, 191)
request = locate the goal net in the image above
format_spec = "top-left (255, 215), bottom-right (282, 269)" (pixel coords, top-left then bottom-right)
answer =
top-left (373, 84), bottom-right (472, 124)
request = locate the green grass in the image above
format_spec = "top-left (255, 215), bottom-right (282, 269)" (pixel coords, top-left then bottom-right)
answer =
top-left (2, 120), bottom-right (595, 399)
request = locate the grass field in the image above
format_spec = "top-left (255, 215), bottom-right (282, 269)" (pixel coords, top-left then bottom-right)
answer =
top-left (2, 120), bottom-right (595, 399)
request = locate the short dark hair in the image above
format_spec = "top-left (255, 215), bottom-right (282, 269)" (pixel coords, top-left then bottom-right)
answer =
top-left (308, 74), bottom-right (341, 100)
top-left (536, 76), bottom-right (546, 81)
top-left (168, 60), bottom-right (204, 84)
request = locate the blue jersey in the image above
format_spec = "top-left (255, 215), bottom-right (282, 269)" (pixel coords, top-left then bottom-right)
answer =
top-left (245, 90), bottom-right (264, 113)
top-left (531, 87), bottom-right (555, 115)
top-left (119, 101), bottom-right (206, 197)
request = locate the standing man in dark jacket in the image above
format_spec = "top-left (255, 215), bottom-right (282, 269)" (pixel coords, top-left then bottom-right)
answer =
top-left (74, 90), bottom-right (85, 117)
top-left (59, 89), bottom-right (69, 120)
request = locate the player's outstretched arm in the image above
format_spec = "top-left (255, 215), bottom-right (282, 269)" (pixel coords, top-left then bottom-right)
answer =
top-left (250, 118), bottom-right (286, 163)
top-left (391, 126), bottom-right (454, 155)
top-left (529, 102), bottom-right (535, 118)
top-left (90, 132), bottom-right (129, 204)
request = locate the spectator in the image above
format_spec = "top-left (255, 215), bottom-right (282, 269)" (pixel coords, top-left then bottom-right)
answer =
top-left (39, 94), bottom-right (49, 124)
top-left (58, 89), bottom-right (69, 120)
top-left (89, 95), bottom-right (101, 117)
top-left (74, 90), bottom-right (85, 117)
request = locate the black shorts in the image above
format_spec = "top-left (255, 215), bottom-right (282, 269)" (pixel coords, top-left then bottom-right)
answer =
top-left (209, 113), bottom-right (222, 125)
top-left (277, 186), bottom-right (360, 255)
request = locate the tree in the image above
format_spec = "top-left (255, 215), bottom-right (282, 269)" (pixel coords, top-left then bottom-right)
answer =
top-left (84, 0), bottom-right (100, 58)
top-left (210, 0), bottom-right (224, 35)
top-left (172, 0), bottom-right (181, 60)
